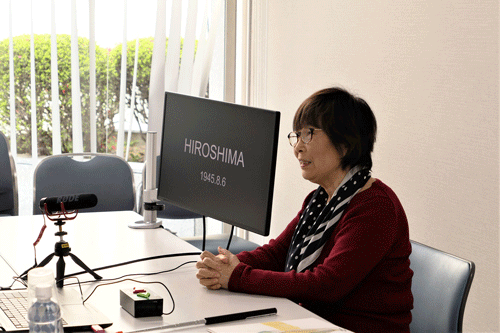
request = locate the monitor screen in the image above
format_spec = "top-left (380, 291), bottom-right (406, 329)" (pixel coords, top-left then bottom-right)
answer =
top-left (157, 92), bottom-right (280, 236)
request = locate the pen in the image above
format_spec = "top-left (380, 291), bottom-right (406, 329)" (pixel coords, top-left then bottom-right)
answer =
top-left (126, 308), bottom-right (278, 333)
top-left (204, 307), bottom-right (277, 325)
top-left (282, 329), bottom-right (346, 333)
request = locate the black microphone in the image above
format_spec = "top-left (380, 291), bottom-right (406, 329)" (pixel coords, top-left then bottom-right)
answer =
top-left (39, 194), bottom-right (98, 214)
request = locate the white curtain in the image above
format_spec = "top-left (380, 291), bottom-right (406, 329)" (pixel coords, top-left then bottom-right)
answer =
top-left (147, 0), bottom-right (224, 153)
top-left (125, 38), bottom-right (140, 160)
top-left (50, 0), bottom-right (61, 155)
top-left (89, 0), bottom-right (97, 153)
top-left (30, 0), bottom-right (37, 161)
top-left (232, 0), bottom-right (268, 240)
top-left (116, 0), bottom-right (128, 158)
top-left (70, 0), bottom-right (83, 154)
top-left (8, 0), bottom-right (16, 157)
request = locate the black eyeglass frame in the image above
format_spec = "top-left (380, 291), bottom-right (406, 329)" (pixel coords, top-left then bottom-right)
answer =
top-left (287, 128), bottom-right (323, 147)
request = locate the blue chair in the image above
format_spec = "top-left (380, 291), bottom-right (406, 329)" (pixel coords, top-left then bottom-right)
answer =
top-left (33, 153), bottom-right (136, 214)
top-left (182, 233), bottom-right (259, 255)
top-left (0, 132), bottom-right (18, 216)
top-left (409, 240), bottom-right (475, 333)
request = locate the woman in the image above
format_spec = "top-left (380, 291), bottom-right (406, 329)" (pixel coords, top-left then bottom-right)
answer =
top-left (196, 87), bottom-right (413, 333)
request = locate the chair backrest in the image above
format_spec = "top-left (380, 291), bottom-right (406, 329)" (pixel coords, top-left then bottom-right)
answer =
top-left (409, 240), bottom-right (475, 333)
top-left (138, 155), bottom-right (202, 219)
top-left (33, 153), bottom-right (136, 214)
top-left (0, 132), bottom-right (18, 216)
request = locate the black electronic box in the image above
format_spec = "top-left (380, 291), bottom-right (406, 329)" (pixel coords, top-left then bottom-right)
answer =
top-left (120, 289), bottom-right (163, 318)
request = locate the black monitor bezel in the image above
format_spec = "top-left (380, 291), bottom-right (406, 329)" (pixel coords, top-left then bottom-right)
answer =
top-left (157, 92), bottom-right (280, 236)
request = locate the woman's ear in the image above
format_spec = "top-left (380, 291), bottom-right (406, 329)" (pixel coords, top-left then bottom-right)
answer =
top-left (336, 144), bottom-right (348, 158)
top-left (336, 144), bottom-right (350, 170)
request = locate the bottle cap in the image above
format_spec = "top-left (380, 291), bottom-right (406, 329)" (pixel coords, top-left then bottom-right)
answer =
top-left (35, 284), bottom-right (53, 300)
top-left (28, 267), bottom-right (54, 288)
top-left (28, 267), bottom-right (58, 307)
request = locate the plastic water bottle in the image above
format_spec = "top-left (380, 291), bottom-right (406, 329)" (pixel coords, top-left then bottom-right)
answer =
top-left (28, 284), bottom-right (64, 333)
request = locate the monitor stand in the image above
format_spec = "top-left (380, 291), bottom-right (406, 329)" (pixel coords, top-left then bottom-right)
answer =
top-left (129, 201), bottom-right (163, 229)
top-left (129, 218), bottom-right (163, 229)
top-left (129, 131), bottom-right (164, 229)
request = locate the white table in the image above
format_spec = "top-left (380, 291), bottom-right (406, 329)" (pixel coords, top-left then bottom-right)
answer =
top-left (0, 211), bottom-right (342, 332)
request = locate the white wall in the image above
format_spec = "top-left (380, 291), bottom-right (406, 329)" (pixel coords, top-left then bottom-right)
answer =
top-left (262, 1), bottom-right (499, 332)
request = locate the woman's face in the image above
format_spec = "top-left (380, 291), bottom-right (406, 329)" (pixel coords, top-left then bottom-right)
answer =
top-left (293, 127), bottom-right (346, 192)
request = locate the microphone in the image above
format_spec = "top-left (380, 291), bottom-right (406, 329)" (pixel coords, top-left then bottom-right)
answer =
top-left (39, 194), bottom-right (98, 214)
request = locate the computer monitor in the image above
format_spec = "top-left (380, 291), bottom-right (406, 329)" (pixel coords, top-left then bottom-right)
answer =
top-left (157, 92), bottom-right (280, 236)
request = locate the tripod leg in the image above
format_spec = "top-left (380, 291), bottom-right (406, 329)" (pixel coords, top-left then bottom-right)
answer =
top-left (38, 253), bottom-right (55, 268)
top-left (68, 253), bottom-right (102, 281)
top-left (56, 256), bottom-right (65, 288)
top-left (19, 253), bottom-right (55, 280)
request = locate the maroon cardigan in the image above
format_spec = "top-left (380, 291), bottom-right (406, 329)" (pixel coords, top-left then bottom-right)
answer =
top-left (229, 180), bottom-right (413, 333)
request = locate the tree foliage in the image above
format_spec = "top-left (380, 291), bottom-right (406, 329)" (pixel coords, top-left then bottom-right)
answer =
top-left (0, 34), bottom-right (155, 155)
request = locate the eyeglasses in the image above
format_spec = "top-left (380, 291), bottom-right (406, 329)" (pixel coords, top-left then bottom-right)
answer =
top-left (287, 128), bottom-right (323, 147)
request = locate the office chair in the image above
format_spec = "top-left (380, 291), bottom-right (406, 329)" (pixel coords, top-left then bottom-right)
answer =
top-left (409, 240), bottom-right (475, 333)
top-left (33, 153), bottom-right (136, 214)
top-left (138, 155), bottom-right (260, 254)
top-left (0, 131), bottom-right (18, 216)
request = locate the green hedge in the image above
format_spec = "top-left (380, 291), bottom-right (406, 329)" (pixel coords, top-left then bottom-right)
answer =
top-left (0, 34), bottom-right (156, 155)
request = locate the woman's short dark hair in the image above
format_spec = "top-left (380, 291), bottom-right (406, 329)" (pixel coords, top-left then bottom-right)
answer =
top-left (293, 87), bottom-right (377, 170)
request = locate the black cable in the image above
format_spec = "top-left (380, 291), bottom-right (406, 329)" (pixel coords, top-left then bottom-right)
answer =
top-left (0, 276), bottom-right (26, 290)
top-left (202, 216), bottom-right (206, 251)
top-left (226, 225), bottom-right (235, 251)
top-left (59, 276), bottom-right (84, 301)
top-left (58, 251), bottom-right (201, 280)
top-left (12, 277), bottom-right (27, 288)
top-left (63, 260), bottom-right (197, 287)
top-left (18, 251), bottom-right (200, 288)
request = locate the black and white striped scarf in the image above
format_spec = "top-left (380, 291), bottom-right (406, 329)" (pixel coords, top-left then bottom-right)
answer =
top-left (285, 166), bottom-right (371, 273)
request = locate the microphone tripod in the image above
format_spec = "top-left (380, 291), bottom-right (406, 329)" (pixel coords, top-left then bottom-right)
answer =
top-left (36, 207), bottom-right (102, 288)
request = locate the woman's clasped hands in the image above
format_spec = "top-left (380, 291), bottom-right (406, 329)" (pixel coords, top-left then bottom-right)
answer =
top-left (196, 247), bottom-right (240, 290)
